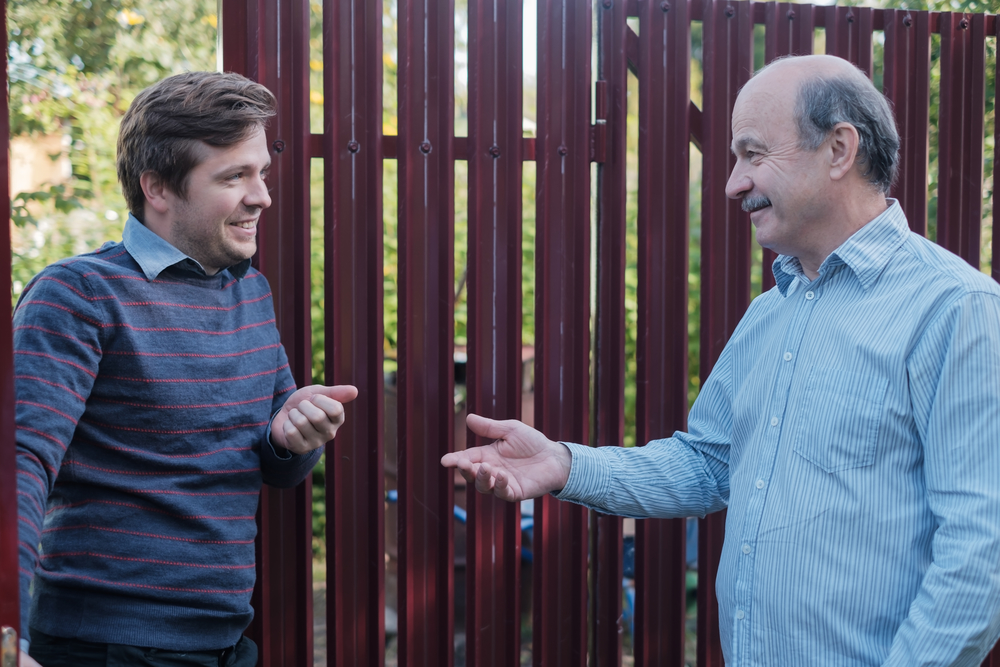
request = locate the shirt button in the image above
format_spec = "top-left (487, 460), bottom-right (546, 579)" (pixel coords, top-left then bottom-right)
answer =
top-left (736, 610), bottom-right (746, 620)
top-left (805, 290), bottom-right (815, 300)
top-left (770, 416), bottom-right (779, 427)
top-left (783, 351), bottom-right (793, 361)
top-left (756, 479), bottom-right (765, 489)
top-left (742, 543), bottom-right (752, 554)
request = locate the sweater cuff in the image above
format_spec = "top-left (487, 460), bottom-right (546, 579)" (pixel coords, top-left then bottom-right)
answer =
top-left (551, 442), bottom-right (611, 506)
top-left (266, 414), bottom-right (294, 460)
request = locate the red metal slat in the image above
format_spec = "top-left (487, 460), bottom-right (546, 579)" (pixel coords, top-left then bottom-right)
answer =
top-left (465, 0), bottom-right (524, 665)
top-left (699, 1), bottom-right (754, 665)
top-left (324, 0), bottom-right (386, 664)
top-left (995, 16), bottom-right (1000, 284)
top-left (396, 0), bottom-right (456, 664)
top-left (220, 0), bottom-right (316, 663)
top-left (762, 2), bottom-right (815, 293)
top-left (937, 12), bottom-right (986, 267)
top-left (793, 4), bottom-right (816, 57)
top-left (825, 6), bottom-right (852, 64)
top-left (533, 0), bottom-right (593, 665)
top-left (632, 0), bottom-right (691, 665)
top-left (858, 7), bottom-right (874, 76)
top-left (219, 0), bottom-right (256, 81)
top-left (883, 9), bottom-right (931, 236)
top-left (0, 0), bottom-right (19, 640)
top-left (594, 0), bottom-right (628, 664)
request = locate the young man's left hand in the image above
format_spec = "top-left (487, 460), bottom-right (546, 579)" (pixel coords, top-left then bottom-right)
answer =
top-left (270, 385), bottom-right (358, 454)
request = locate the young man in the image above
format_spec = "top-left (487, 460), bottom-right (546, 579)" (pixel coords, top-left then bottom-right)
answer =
top-left (15, 71), bottom-right (356, 667)
top-left (444, 55), bottom-right (1000, 665)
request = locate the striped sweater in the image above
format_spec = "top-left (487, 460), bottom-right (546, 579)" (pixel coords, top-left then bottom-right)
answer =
top-left (15, 221), bottom-right (318, 650)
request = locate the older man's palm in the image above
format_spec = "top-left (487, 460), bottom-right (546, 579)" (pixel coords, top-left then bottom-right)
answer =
top-left (441, 414), bottom-right (572, 502)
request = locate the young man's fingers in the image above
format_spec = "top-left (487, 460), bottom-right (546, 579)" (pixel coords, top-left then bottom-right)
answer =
top-left (308, 394), bottom-right (346, 425)
top-left (312, 384), bottom-right (359, 404)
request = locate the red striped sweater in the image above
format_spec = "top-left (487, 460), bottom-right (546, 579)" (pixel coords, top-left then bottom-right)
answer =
top-left (14, 233), bottom-right (317, 650)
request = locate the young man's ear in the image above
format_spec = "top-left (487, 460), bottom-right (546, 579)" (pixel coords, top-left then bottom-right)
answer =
top-left (139, 171), bottom-right (172, 215)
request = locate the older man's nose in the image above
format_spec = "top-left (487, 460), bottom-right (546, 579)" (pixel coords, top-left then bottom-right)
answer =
top-left (725, 164), bottom-right (751, 200)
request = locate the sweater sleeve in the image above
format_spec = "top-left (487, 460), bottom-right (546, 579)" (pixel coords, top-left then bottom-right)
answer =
top-left (13, 264), bottom-right (103, 647)
top-left (259, 343), bottom-right (323, 488)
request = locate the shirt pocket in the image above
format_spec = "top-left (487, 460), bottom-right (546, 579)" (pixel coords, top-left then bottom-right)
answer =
top-left (792, 367), bottom-right (888, 473)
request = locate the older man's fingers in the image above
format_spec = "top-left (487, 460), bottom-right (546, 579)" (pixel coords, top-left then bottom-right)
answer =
top-left (475, 462), bottom-right (497, 494)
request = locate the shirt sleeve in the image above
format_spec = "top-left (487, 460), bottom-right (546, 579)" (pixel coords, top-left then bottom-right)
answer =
top-left (258, 343), bottom-right (324, 488)
top-left (553, 344), bottom-right (733, 519)
top-left (884, 291), bottom-right (1000, 665)
top-left (14, 265), bottom-right (103, 649)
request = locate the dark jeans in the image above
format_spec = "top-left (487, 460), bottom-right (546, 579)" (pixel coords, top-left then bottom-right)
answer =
top-left (28, 629), bottom-right (257, 667)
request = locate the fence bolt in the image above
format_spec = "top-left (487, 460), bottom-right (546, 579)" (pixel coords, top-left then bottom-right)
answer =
top-left (489, 145), bottom-right (501, 158)
top-left (959, 17), bottom-right (969, 29)
top-left (347, 140), bottom-right (360, 153)
top-left (271, 139), bottom-right (285, 153)
top-left (419, 141), bottom-right (432, 154)
top-left (846, 10), bottom-right (854, 23)
top-left (660, 1), bottom-right (670, 12)
top-left (903, 14), bottom-right (913, 27)
top-left (725, 5), bottom-right (735, 17)
top-left (558, 145), bottom-right (568, 156)
top-left (787, 9), bottom-right (795, 19)
top-left (602, 0), bottom-right (613, 9)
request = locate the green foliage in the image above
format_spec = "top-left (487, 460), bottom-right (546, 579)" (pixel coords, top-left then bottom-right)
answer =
top-left (8, 0), bottom-right (218, 305)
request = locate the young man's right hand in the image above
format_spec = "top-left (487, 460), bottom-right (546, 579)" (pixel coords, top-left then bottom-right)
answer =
top-left (441, 414), bottom-right (573, 501)
top-left (21, 650), bottom-right (42, 667)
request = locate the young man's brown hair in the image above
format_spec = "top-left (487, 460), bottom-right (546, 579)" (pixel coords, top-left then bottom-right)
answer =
top-left (116, 71), bottom-right (276, 221)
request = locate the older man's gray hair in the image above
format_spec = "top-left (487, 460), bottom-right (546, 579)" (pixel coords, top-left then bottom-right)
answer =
top-left (793, 71), bottom-right (900, 194)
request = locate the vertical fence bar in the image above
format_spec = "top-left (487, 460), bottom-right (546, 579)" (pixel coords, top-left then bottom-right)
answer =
top-left (465, 0), bottom-right (524, 664)
top-left (824, 5), bottom-right (873, 74)
top-left (324, 0), bottom-right (385, 663)
top-left (761, 2), bottom-right (815, 291)
top-left (221, 0), bottom-right (315, 662)
top-left (937, 12), bottom-right (986, 266)
top-left (593, 0), bottom-right (628, 664)
top-left (883, 9), bottom-right (931, 235)
top-left (699, 1), bottom-right (754, 664)
top-left (533, 0), bottom-right (592, 665)
top-left (995, 16), bottom-right (1000, 284)
top-left (632, 0), bottom-right (691, 664)
top-left (0, 0), bottom-right (19, 639)
top-left (397, 0), bottom-right (456, 663)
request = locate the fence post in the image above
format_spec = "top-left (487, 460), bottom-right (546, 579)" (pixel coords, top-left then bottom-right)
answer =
top-left (324, 0), bottom-right (386, 664)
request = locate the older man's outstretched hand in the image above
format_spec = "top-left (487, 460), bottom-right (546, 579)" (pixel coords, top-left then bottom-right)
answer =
top-left (441, 414), bottom-right (573, 502)
top-left (271, 384), bottom-right (359, 455)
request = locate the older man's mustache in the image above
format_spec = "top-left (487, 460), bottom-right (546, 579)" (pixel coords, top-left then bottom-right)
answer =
top-left (741, 195), bottom-right (771, 213)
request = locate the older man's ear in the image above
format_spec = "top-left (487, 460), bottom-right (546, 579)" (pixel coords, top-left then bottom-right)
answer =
top-left (827, 121), bottom-right (860, 182)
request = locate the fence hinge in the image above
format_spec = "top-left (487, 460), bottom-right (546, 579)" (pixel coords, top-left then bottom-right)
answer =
top-left (592, 79), bottom-right (609, 163)
top-left (1, 627), bottom-right (17, 667)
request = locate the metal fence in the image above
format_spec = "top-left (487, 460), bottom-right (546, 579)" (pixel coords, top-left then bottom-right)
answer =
top-left (2, 0), bottom-right (1000, 665)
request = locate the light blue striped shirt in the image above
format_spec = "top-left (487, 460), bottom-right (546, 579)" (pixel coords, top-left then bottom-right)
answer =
top-left (557, 201), bottom-right (1000, 666)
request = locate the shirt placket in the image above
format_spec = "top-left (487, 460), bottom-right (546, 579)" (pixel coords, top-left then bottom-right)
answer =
top-left (731, 279), bottom-right (820, 666)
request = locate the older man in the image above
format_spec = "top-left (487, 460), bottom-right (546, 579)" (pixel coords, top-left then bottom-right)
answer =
top-left (442, 55), bottom-right (1000, 664)
top-left (16, 72), bottom-right (356, 667)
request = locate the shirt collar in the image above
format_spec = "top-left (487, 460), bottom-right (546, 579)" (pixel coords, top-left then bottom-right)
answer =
top-left (122, 214), bottom-right (251, 281)
top-left (772, 199), bottom-right (909, 296)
